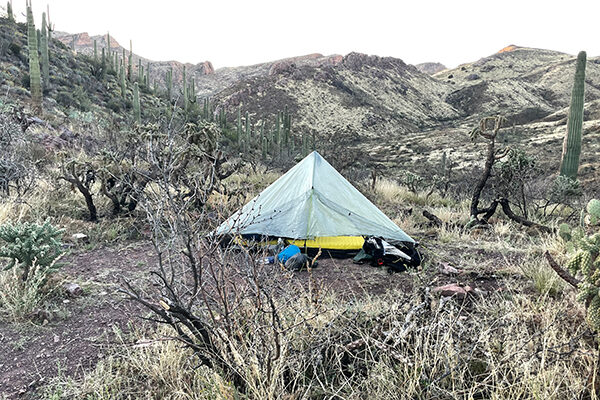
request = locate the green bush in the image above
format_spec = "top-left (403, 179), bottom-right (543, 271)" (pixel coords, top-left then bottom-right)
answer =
top-left (8, 42), bottom-right (20, 57)
top-left (0, 220), bottom-right (64, 282)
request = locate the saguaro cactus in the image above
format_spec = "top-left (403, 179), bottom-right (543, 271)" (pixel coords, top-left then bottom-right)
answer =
top-left (166, 67), bottom-right (172, 101)
top-left (46, 4), bottom-right (52, 42)
top-left (237, 106), bottom-right (242, 147)
top-left (182, 66), bottom-right (188, 113)
top-left (7, 1), bottom-right (13, 21)
top-left (128, 40), bottom-right (133, 82)
top-left (120, 63), bottom-right (126, 98)
top-left (106, 32), bottom-right (111, 70)
top-left (146, 62), bottom-right (150, 90)
top-left (559, 51), bottom-right (587, 179)
top-left (40, 12), bottom-right (49, 87)
top-left (133, 82), bottom-right (141, 123)
top-left (26, 2), bottom-right (42, 114)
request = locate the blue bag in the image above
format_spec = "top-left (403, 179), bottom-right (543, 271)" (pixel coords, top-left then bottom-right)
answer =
top-left (277, 245), bottom-right (300, 263)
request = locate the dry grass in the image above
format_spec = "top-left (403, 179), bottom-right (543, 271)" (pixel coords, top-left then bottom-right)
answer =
top-left (43, 285), bottom-right (595, 400)
top-left (0, 261), bottom-right (62, 322)
top-left (44, 328), bottom-right (235, 400)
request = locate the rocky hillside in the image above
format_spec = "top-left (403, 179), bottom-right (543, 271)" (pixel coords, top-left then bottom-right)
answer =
top-left (194, 53), bottom-right (343, 98)
top-left (0, 19), bottom-right (170, 125)
top-left (416, 62), bottom-right (446, 75)
top-left (437, 46), bottom-right (600, 122)
top-left (213, 52), bottom-right (460, 137)
top-left (205, 46), bottom-right (600, 188)
top-left (3, 16), bottom-right (599, 189)
top-left (53, 31), bottom-right (214, 91)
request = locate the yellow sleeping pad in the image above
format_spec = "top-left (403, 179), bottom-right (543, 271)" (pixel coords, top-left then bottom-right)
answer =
top-left (288, 236), bottom-right (364, 250)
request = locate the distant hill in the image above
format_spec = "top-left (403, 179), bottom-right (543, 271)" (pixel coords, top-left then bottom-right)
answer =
top-left (436, 46), bottom-right (600, 122)
top-left (415, 62), bottom-right (446, 75)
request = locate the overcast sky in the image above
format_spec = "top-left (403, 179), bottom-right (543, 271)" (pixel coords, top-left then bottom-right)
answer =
top-left (9, 0), bottom-right (600, 69)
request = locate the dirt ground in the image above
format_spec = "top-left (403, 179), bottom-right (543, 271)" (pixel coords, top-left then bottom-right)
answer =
top-left (0, 243), bottom-right (155, 399)
top-left (0, 241), bottom-right (505, 399)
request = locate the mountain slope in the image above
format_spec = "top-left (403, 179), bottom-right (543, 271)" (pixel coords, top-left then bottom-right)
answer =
top-left (438, 46), bottom-right (600, 121)
top-left (53, 31), bottom-right (214, 92)
top-left (214, 52), bottom-right (461, 139)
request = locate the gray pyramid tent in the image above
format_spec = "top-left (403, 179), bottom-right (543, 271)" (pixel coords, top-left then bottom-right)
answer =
top-left (216, 151), bottom-right (414, 250)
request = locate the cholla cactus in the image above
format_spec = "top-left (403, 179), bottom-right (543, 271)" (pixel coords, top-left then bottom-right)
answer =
top-left (565, 199), bottom-right (600, 330)
top-left (400, 171), bottom-right (424, 194)
top-left (0, 221), bottom-right (63, 281)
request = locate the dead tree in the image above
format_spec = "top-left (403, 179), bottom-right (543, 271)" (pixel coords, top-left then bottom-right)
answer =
top-left (59, 160), bottom-right (97, 222)
top-left (468, 116), bottom-right (510, 225)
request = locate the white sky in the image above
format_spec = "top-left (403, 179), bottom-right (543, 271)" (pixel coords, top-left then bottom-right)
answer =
top-left (9, 0), bottom-right (600, 69)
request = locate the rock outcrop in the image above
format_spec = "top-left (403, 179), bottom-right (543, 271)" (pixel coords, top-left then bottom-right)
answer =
top-left (415, 62), bottom-right (446, 75)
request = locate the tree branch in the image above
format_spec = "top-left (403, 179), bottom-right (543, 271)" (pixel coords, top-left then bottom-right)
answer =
top-left (544, 251), bottom-right (580, 288)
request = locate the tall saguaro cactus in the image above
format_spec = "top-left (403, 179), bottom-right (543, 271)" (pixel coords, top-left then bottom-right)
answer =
top-left (166, 67), bottom-right (172, 101)
top-left (146, 62), bottom-right (150, 90)
top-left (120, 63), bottom-right (126, 98)
top-left (46, 4), bottom-right (52, 42)
top-left (26, 2), bottom-right (42, 114)
top-left (93, 39), bottom-right (97, 62)
top-left (133, 82), bottom-right (141, 123)
top-left (106, 32), bottom-right (112, 71)
top-left (128, 40), bottom-right (133, 82)
top-left (6, 1), bottom-right (13, 21)
top-left (559, 51), bottom-right (587, 179)
top-left (40, 12), bottom-right (49, 86)
top-left (182, 66), bottom-right (188, 113)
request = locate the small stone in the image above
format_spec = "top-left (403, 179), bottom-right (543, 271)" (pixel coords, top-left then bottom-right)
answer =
top-left (438, 262), bottom-right (460, 275)
top-left (432, 283), bottom-right (473, 299)
top-left (72, 233), bottom-right (89, 243)
top-left (53, 335), bottom-right (60, 343)
top-left (63, 282), bottom-right (83, 297)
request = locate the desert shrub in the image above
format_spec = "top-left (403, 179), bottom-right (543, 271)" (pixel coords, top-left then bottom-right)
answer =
top-left (20, 72), bottom-right (29, 89)
top-left (549, 175), bottom-right (582, 204)
top-left (493, 148), bottom-right (539, 218)
top-left (8, 42), bottom-right (20, 57)
top-left (0, 105), bottom-right (37, 198)
top-left (0, 259), bottom-right (61, 321)
top-left (106, 98), bottom-right (122, 113)
top-left (55, 90), bottom-right (76, 108)
top-left (399, 170), bottom-right (425, 194)
top-left (0, 220), bottom-right (63, 281)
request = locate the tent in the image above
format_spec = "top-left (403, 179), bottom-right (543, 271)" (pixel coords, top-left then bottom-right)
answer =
top-left (216, 151), bottom-right (415, 251)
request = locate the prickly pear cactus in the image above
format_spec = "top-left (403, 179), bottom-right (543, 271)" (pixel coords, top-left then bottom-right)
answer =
top-left (566, 199), bottom-right (600, 330)
top-left (587, 199), bottom-right (600, 226)
top-left (559, 223), bottom-right (572, 242)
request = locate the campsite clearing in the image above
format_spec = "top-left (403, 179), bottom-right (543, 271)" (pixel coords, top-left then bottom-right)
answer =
top-left (0, 238), bottom-right (509, 398)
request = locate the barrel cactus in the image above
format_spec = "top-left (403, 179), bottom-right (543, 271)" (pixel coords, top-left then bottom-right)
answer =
top-left (565, 199), bottom-right (600, 330)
